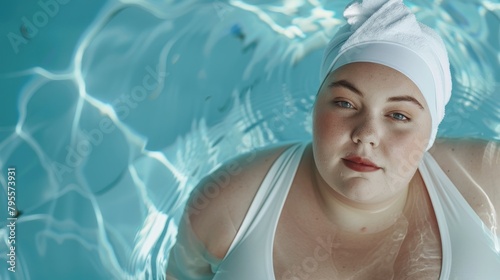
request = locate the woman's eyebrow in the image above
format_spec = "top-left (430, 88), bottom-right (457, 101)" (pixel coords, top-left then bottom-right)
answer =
top-left (387, 96), bottom-right (425, 110)
top-left (329, 80), bottom-right (425, 110)
top-left (328, 80), bottom-right (363, 96)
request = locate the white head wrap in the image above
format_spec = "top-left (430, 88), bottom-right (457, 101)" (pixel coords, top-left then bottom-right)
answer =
top-left (320, 0), bottom-right (452, 150)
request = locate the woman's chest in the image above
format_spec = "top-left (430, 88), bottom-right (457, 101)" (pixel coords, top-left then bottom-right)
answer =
top-left (272, 213), bottom-right (442, 279)
top-left (272, 177), bottom-right (442, 279)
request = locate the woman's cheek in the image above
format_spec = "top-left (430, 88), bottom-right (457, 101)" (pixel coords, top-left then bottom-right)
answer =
top-left (387, 133), bottom-right (425, 176)
top-left (315, 110), bottom-right (343, 138)
top-left (315, 117), bottom-right (331, 139)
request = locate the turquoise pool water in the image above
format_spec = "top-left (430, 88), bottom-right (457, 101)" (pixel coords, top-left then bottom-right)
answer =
top-left (0, 0), bottom-right (499, 279)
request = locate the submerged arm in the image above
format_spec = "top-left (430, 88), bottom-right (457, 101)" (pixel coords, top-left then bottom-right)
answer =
top-left (166, 211), bottom-right (221, 280)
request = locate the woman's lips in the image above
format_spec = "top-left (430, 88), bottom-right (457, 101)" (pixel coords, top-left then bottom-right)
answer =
top-left (342, 156), bottom-right (381, 172)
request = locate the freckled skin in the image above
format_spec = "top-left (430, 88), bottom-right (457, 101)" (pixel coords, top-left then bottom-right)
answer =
top-left (312, 62), bottom-right (432, 208)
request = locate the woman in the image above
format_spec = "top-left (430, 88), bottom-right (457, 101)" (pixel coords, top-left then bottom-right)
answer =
top-left (167, 0), bottom-right (500, 279)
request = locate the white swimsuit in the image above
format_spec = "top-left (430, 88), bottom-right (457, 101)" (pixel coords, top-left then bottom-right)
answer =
top-left (167, 142), bottom-right (500, 279)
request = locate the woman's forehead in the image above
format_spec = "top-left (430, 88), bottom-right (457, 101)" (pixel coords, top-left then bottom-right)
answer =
top-left (325, 63), bottom-right (424, 95)
top-left (329, 62), bottom-right (409, 80)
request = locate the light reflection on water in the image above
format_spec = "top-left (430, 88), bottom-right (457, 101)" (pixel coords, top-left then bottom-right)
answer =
top-left (0, 0), bottom-right (499, 279)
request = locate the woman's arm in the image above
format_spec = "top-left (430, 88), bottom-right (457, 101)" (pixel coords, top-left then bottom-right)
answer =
top-left (166, 206), bottom-right (221, 280)
top-left (165, 170), bottom-right (235, 280)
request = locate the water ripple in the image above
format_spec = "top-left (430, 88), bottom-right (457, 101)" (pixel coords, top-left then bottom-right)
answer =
top-left (0, 0), bottom-right (499, 279)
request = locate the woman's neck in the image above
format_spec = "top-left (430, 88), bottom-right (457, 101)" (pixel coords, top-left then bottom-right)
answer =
top-left (311, 166), bottom-right (410, 234)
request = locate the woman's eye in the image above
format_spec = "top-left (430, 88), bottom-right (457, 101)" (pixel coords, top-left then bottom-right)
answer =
top-left (390, 113), bottom-right (410, 121)
top-left (334, 101), bottom-right (354, 109)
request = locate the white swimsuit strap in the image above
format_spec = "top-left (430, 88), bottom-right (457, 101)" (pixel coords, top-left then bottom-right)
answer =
top-left (223, 142), bottom-right (306, 257)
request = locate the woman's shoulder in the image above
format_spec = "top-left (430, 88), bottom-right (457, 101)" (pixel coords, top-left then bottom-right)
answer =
top-left (429, 138), bottom-right (499, 183)
top-left (185, 142), bottom-right (298, 259)
top-left (429, 138), bottom-right (500, 225)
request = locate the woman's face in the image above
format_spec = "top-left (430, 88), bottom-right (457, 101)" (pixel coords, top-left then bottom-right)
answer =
top-left (312, 62), bottom-right (432, 205)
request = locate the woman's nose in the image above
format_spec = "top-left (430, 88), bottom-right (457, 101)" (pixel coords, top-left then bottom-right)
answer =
top-left (351, 117), bottom-right (380, 147)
